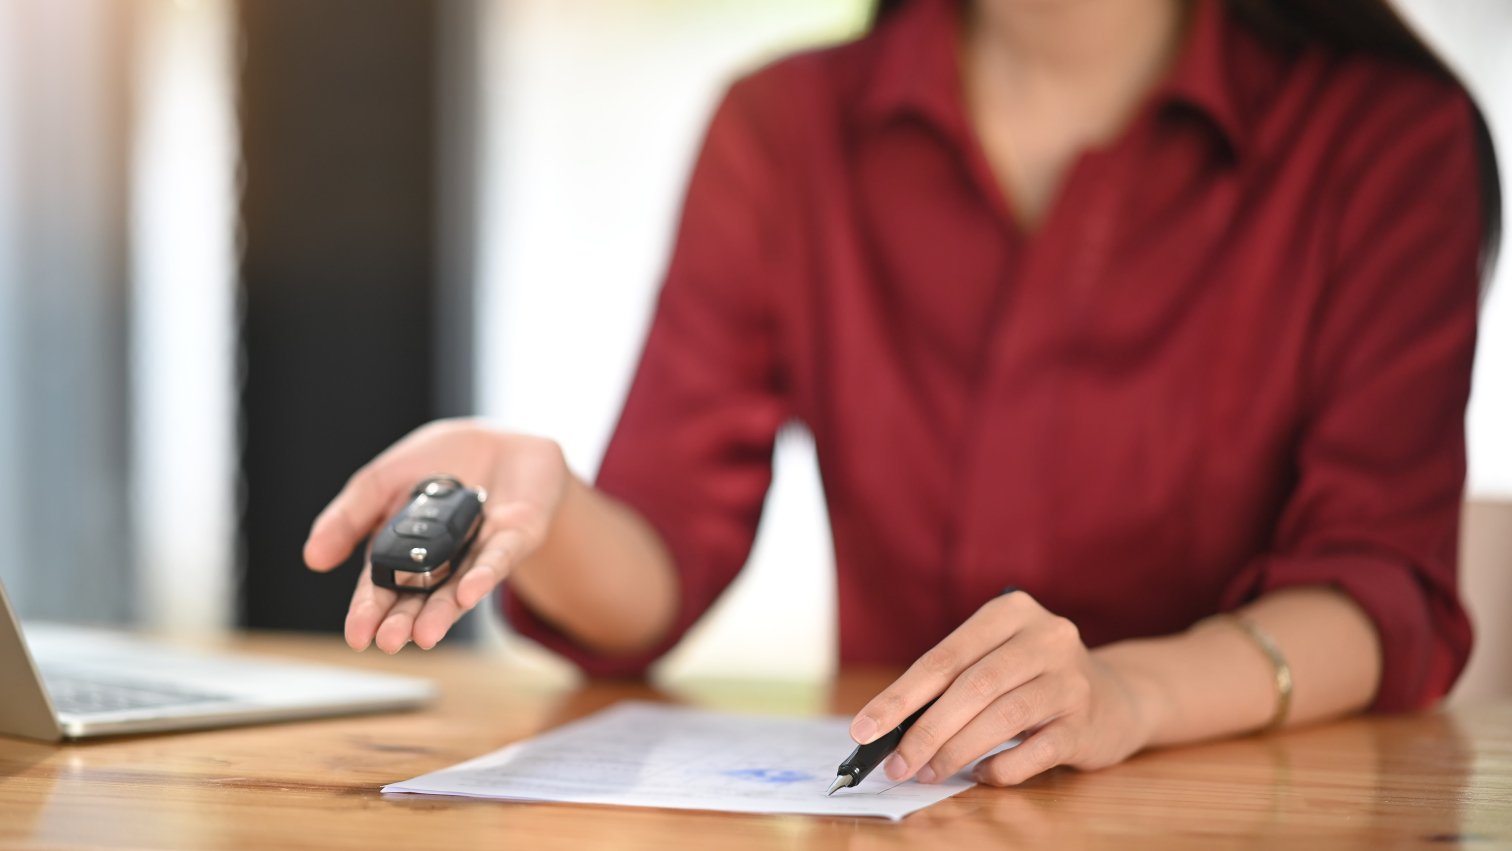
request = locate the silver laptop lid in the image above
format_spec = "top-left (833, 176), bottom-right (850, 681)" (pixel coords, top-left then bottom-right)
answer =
top-left (0, 576), bottom-right (63, 742)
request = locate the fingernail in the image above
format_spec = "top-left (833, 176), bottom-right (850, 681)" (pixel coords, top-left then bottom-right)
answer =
top-left (916, 765), bottom-right (937, 784)
top-left (884, 753), bottom-right (909, 781)
top-left (851, 716), bottom-right (879, 744)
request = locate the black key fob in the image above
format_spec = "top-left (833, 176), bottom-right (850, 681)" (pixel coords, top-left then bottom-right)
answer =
top-left (370, 476), bottom-right (486, 593)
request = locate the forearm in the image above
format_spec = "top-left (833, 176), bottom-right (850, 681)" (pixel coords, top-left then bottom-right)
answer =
top-left (1094, 586), bottom-right (1383, 748)
top-left (507, 475), bottom-right (679, 655)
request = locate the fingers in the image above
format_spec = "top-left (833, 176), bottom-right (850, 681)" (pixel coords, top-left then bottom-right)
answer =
top-left (878, 666), bottom-right (1027, 782)
top-left (972, 722), bottom-right (1072, 787)
top-left (306, 464), bottom-right (405, 572)
top-left (346, 565), bottom-right (470, 653)
top-left (406, 524), bottom-right (540, 650)
top-left (454, 527), bottom-right (528, 610)
top-left (908, 675), bottom-right (1061, 783)
top-left (886, 616), bottom-right (1083, 779)
top-left (851, 593), bottom-right (1036, 744)
top-left (374, 588), bottom-right (429, 654)
top-left (304, 419), bottom-right (485, 572)
top-left (403, 522), bottom-right (537, 649)
top-left (455, 493), bottom-right (554, 606)
top-left (882, 639), bottom-right (1060, 783)
top-left (347, 504), bottom-right (550, 652)
top-left (345, 565), bottom-right (398, 651)
top-left (410, 576), bottom-right (468, 651)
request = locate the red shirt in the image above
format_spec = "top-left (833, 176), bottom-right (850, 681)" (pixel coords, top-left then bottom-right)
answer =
top-left (507, 0), bottom-right (1481, 712)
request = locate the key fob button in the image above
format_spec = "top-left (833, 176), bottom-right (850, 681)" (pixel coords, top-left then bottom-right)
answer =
top-left (395, 518), bottom-right (441, 538)
top-left (410, 504), bottom-right (444, 520)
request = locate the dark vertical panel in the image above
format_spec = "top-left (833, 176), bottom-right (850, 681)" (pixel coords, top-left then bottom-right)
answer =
top-left (237, 0), bottom-right (438, 630)
top-left (433, 0), bottom-right (480, 420)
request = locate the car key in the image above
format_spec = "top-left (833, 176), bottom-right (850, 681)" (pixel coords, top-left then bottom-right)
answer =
top-left (369, 475), bottom-right (487, 593)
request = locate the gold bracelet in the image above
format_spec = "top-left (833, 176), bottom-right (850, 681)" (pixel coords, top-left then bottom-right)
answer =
top-left (1201, 613), bottom-right (1293, 734)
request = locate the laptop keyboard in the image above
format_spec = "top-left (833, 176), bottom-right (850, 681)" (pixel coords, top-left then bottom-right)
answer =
top-left (43, 673), bottom-right (236, 716)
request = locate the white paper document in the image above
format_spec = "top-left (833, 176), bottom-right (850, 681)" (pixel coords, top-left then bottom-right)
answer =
top-left (385, 701), bottom-right (1009, 820)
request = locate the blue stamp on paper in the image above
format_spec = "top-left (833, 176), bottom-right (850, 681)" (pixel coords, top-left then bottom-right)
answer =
top-left (721, 768), bottom-right (815, 784)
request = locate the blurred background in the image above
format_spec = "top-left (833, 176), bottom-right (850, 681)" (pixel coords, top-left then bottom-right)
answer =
top-left (0, 0), bottom-right (1506, 700)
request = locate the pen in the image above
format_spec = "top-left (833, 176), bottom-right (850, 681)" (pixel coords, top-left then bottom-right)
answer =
top-left (826, 696), bottom-right (939, 795)
top-left (827, 591), bottom-right (1017, 796)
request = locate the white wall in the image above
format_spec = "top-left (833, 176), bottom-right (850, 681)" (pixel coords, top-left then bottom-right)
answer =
top-left (129, 0), bottom-right (239, 635)
top-left (475, 0), bottom-right (870, 681)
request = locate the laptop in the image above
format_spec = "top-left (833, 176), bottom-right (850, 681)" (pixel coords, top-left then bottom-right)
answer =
top-left (0, 575), bottom-right (436, 741)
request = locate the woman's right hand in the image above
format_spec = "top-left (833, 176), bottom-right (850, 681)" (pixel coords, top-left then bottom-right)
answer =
top-left (303, 419), bottom-right (570, 654)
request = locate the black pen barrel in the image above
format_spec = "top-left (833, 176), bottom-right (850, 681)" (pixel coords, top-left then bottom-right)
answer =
top-left (836, 728), bottom-right (902, 785)
top-left (834, 696), bottom-right (940, 787)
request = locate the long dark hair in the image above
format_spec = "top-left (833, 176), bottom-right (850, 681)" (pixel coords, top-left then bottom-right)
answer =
top-left (872, 0), bottom-right (1502, 284)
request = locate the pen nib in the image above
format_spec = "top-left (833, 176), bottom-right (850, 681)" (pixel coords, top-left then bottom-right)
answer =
top-left (826, 776), bottom-right (852, 797)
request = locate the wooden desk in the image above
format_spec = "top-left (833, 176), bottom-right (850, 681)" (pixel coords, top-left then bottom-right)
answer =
top-left (1, 633), bottom-right (1509, 850)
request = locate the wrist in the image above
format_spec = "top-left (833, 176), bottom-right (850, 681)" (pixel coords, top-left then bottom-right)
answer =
top-left (1091, 639), bottom-right (1180, 750)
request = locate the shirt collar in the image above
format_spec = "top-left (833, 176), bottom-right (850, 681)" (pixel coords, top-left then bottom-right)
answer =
top-left (1154, 0), bottom-right (1250, 160)
top-left (854, 0), bottom-right (1251, 160)
top-left (854, 0), bottom-right (971, 140)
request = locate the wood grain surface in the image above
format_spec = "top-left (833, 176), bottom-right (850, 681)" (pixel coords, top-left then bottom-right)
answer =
top-left (1, 633), bottom-right (1509, 850)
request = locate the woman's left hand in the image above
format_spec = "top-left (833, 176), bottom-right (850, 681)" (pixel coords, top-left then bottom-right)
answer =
top-left (850, 590), bottom-right (1162, 787)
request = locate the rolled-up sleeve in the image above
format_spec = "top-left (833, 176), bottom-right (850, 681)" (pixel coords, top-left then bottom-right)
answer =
top-left (1220, 81), bottom-right (1482, 711)
top-left (503, 77), bottom-right (791, 677)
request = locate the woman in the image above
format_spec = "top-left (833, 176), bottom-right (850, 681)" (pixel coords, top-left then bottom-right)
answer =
top-left (304, 0), bottom-right (1499, 786)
